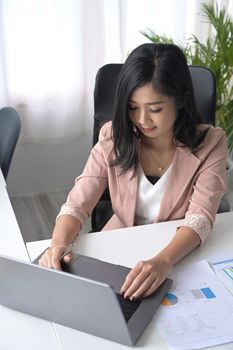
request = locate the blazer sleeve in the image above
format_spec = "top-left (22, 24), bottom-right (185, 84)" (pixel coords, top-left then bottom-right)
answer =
top-left (57, 124), bottom-right (111, 228)
top-left (181, 128), bottom-right (227, 244)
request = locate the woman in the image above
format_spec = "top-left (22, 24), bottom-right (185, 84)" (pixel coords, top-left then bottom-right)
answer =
top-left (39, 43), bottom-right (227, 301)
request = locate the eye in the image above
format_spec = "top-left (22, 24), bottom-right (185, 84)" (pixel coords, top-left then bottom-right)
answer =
top-left (128, 105), bottom-right (138, 111)
top-left (149, 108), bottom-right (162, 113)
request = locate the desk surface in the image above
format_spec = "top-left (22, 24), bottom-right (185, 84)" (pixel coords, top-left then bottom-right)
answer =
top-left (27, 211), bottom-right (233, 350)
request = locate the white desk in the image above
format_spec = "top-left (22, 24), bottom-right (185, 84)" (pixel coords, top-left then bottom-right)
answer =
top-left (0, 169), bottom-right (60, 350)
top-left (27, 211), bottom-right (233, 350)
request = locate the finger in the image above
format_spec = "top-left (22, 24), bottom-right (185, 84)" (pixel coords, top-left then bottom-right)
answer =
top-left (51, 249), bottom-right (64, 270)
top-left (38, 248), bottom-right (50, 266)
top-left (39, 252), bottom-right (50, 267)
top-left (131, 274), bottom-right (166, 299)
top-left (39, 247), bottom-right (62, 270)
top-left (120, 262), bottom-right (144, 294)
top-left (143, 279), bottom-right (162, 298)
top-left (124, 271), bottom-right (157, 300)
top-left (52, 259), bottom-right (61, 270)
top-left (42, 253), bottom-right (55, 269)
top-left (122, 261), bottom-right (156, 298)
top-left (38, 259), bottom-right (45, 267)
top-left (62, 252), bottom-right (74, 263)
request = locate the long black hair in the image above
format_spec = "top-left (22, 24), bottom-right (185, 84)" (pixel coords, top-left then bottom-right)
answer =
top-left (112, 43), bottom-right (205, 174)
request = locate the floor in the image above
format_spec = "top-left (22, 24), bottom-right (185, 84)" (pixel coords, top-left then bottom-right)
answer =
top-left (10, 189), bottom-right (92, 243)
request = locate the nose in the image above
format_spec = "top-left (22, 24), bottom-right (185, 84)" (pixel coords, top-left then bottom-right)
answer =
top-left (136, 108), bottom-right (151, 125)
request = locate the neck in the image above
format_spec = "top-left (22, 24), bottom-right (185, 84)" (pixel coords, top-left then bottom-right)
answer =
top-left (140, 136), bottom-right (176, 177)
top-left (141, 135), bottom-right (175, 153)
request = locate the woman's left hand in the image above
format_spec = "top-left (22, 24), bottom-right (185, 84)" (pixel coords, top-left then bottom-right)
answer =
top-left (120, 255), bottom-right (172, 300)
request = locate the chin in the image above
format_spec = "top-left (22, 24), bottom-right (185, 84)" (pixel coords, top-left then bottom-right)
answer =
top-left (141, 129), bottom-right (159, 138)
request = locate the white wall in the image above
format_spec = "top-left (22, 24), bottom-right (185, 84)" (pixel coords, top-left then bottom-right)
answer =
top-left (7, 131), bottom-right (92, 196)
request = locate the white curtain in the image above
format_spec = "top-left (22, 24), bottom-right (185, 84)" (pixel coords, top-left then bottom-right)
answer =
top-left (0, 0), bottom-right (122, 141)
top-left (1, 0), bottom-right (229, 142)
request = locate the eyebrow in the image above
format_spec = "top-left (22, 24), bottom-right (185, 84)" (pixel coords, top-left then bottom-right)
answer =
top-left (128, 99), bottom-right (164, 105)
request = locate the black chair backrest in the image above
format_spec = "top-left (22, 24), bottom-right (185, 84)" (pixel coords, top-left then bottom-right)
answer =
top-left (0, 107), bottom-right (21, 179)
top-left (189, 66), bottom-right (216, 125)
top-left (93, 64), bottom-right (216, 147)
top-left (91, 64), bottom-right (221, 231)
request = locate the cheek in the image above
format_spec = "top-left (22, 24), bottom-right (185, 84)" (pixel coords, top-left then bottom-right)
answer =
top-left (157, 112), bottom-right (176, 129)
top-left (164, 108), bottom-right (177, 125)
top-left (170, 112), bottom-right (177, 125)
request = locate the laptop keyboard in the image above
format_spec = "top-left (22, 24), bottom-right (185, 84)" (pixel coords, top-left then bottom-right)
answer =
top-left (116, 293), bottom-right (141, 322)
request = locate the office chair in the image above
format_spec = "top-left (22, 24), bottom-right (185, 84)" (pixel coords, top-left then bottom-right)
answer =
top-left (0, 107), bottom-right (21, 180)
top-left (91, 64), bottom-right (229, 231)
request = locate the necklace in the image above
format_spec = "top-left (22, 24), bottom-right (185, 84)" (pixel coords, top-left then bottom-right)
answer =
top-left (140, 141), bottom-right (176, 175)
top-left (150, 150), bottom-right (169, 173)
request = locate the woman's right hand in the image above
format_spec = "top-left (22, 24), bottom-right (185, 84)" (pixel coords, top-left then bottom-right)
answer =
top-left (39, 215), bottom-right (80, 270)
top-left (38, 245), bottom-right (73, 270)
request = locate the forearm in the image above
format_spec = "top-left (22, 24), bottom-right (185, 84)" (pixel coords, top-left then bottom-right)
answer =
top-left (51, 214), bottom-right (81, 248)
top-left (156, 226), bottom-right (201, 267)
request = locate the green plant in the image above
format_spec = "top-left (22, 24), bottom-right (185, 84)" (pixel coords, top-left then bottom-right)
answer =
top-left (141, 1), bottom-right (233, 153)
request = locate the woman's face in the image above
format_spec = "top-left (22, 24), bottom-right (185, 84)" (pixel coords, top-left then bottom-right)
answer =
top-left (128, 83), bottom-right (177, 143)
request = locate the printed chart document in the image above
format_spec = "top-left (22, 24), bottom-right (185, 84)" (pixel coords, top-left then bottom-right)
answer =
top-left (156, 260), bottom-right (233, 350)
top-left (209, 255), bottom-right (233, 295)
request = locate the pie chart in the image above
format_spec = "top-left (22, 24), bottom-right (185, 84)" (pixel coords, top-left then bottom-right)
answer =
top-left (161, 292), bottom-right (178, 306)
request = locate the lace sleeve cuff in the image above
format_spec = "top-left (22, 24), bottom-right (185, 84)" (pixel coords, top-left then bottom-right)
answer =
top-left (56, 203), bottom-right (88, 228)
top-left (180, 214), bottom-right (212, 244)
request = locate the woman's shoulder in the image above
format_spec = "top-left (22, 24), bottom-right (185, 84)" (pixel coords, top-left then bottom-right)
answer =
top-left (198, 124), bottom-right (226, 137)
top-left (98, 121), bottom-right (113, 141)
top-left (195, 124), bottom-right (227, 157)
top-left (92, 121), bottom-right (113, 160)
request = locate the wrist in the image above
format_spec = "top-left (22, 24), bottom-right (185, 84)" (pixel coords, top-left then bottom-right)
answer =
top-left (51, 237), bottom-right (75, 249)
top-left (51, 229), bottom-right (79, 249)
top-left (151, 251), bottom-right (173, 270)
top-left (50, 242), bottom-right (67, 248)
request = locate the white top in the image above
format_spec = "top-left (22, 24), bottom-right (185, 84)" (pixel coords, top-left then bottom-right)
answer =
top-left (135, 164), bottom-right (172, 225)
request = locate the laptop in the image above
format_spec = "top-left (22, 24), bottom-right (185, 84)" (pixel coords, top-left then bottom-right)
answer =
top-left (0, 253), bottom-right (172, 346)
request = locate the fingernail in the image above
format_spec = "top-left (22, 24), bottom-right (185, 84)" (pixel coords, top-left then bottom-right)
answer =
top-left (130, 296), bottom-right (136, 301)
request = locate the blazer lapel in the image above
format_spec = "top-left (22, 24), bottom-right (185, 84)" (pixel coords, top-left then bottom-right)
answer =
top-left (116, 165), bottom-right (138, 227)
top-left (157, 147), bottom-right (201, 222)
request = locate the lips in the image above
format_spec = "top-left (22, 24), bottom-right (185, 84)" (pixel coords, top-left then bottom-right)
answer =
top-left (141, 126), bottom-right (157, 133)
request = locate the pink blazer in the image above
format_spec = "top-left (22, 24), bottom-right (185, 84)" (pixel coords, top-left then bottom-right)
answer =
top-left (63, 121), bottom-right (227, 235)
